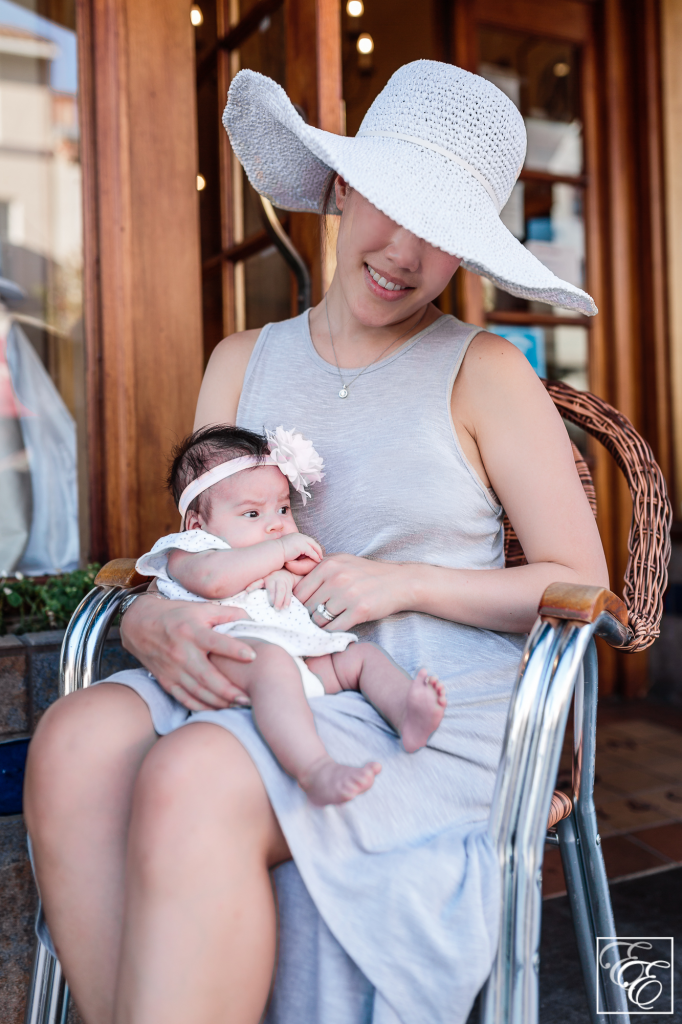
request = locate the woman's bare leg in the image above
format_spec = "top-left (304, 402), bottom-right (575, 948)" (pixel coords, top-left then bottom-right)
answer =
top-left (113, 724), bottom-right (290, 1024)
top-left (23, 683), bottom-right (157, 1024)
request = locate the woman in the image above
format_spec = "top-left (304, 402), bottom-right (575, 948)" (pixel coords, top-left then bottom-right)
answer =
top-left (24, 61), bottom-right (607, 1024)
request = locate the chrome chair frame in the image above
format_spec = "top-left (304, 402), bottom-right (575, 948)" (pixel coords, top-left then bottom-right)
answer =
top-left (26, 583), bottom-right (630, 1024)
top-left (481, 610), bottom-right (630, 1024)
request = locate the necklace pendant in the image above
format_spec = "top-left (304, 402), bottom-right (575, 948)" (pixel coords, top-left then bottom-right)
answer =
top-left (338, 387), bottom-right (349, 399)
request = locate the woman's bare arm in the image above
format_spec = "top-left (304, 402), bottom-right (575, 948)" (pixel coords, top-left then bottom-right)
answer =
top-left (121, 329), bottom-right (263, 707)
top-left (295, 334), bottom-right (608, 635)
top-left (194, 329), bottom-right (261, 430)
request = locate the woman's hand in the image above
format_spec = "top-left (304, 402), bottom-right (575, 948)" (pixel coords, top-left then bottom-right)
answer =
top-left (120, 593), bottom-right (258, 712)
top-left (293, 554), bottom-right (412, 632)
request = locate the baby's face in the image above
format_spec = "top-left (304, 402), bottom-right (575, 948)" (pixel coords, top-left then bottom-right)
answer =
top-left (188, 466), bottom-right (299, 548)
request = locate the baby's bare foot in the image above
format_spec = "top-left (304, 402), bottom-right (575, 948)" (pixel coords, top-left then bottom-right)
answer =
top-left (300, 756), bottom-right (381, 806)
top-left (401, 669), bottom-right (447, 753)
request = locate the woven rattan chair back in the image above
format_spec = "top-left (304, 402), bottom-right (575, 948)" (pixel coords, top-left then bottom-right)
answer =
top-left (502, 379), bottom-right (672, 653)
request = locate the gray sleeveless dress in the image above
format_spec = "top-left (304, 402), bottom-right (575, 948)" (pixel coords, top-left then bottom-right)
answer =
top-left (100, 311), bottom-right (526, 1024)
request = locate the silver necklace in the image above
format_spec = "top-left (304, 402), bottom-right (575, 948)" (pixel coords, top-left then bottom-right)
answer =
top-left (325, 298), bottom-right (428, 399)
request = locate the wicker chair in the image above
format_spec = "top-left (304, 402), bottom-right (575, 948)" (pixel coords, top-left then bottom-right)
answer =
top-left (25, 380), bottom-right (671, 1024)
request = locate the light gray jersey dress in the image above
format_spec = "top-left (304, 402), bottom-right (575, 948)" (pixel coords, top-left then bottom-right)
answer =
top-left (93, 311), bottom-right (527, 1024)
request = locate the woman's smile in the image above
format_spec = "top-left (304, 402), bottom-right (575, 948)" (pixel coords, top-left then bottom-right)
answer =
top-left (363, 262), bottom-right (413, 298)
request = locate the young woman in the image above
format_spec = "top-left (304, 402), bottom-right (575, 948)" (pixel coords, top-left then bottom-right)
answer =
top-left (24, 61), bottom-right (607, 1024)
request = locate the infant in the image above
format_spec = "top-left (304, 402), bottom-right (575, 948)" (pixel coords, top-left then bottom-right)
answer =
top-left (136, 424), bottom-right (446, 806)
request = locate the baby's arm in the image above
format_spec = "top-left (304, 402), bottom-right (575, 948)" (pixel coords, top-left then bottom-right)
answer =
top-left (167, 534), bottom-right (322, 600)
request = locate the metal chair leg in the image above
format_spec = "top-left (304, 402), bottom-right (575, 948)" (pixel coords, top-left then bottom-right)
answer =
top-left (24, 933), bottom-right (69, 1024)
top-left (557, 814), bottom-right (604, 1022)
top-left (563, 641), bottom-right (630, 1019)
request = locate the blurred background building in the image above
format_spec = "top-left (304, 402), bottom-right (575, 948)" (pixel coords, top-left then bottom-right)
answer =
top-left (1, 0), bottom-right (682, 698)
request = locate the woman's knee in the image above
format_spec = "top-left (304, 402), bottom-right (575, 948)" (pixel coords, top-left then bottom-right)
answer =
top-left (24, 683), bottom-right (155, 834)
top-left (131, 725), bottom-right (285, 862)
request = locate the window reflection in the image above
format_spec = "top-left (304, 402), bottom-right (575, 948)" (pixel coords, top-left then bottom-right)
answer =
top-left (0, 0), bottom-right (83, 577)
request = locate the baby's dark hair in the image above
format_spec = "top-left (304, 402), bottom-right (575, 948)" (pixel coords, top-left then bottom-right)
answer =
top-left (167, 424), bottom-right (270, 521)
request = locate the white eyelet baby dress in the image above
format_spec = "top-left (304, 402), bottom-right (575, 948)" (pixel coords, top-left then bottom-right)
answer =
top-left (135, 529), bottom-right (357, 699)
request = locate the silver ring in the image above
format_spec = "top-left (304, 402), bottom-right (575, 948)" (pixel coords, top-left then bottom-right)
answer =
top-left (316, 602), bottom-right (336, 622)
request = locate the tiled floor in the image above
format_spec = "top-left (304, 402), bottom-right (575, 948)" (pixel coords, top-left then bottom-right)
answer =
top-left (543, 713), bottom-right (682, 898)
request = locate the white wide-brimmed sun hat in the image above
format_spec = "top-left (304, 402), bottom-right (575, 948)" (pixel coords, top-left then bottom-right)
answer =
top-left (223, 59), bottom-right (596, 316)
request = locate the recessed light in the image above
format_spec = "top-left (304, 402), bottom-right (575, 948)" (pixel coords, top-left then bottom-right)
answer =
top-left (190, 5), bottom-right (203, 27)
top-left (357, 33), bottom-right (374, 55)
top-left (196, 174), bottom-right (206, 191)
top-left (347, 0), bottom-right (364, 15)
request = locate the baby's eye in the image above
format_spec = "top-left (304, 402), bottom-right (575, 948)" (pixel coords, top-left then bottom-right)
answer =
top-left (242, 510), bottom-right (259, 519)
top-left (278, 505), bottom-right (291, 516)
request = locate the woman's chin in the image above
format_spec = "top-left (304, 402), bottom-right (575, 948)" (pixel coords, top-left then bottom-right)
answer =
top-left (351, 294), bottom-right (427, 328)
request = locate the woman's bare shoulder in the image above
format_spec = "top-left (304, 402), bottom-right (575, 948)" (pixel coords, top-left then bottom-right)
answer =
top-left (194, 329), bottom-right (261, 430)
top-left (455, 330), bottom-right (556, 427)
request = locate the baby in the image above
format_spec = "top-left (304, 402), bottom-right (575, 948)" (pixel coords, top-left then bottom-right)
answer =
top-left (136, 424), bottom-right (446, 806)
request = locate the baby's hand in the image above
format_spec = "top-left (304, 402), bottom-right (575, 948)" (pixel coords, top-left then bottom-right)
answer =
top-left (278, 533), bottom-right (323, 576)
top-left (262, 569), bottom-right (295, 610)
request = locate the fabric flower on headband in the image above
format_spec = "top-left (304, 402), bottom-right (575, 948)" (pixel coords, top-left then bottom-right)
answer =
top-left (267, 426), bottom-right (324, 504)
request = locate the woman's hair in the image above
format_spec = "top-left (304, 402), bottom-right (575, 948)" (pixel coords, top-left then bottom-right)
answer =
top-left (167, 424), bottom-right (270, 519)
top-left (319, 171), bottom-right (338, 216)
top-left (320, 172), bottom-right (349, 251)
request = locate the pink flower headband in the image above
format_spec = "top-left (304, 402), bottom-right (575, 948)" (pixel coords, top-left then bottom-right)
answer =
top-left (178, 426), bottom-right (324, 524)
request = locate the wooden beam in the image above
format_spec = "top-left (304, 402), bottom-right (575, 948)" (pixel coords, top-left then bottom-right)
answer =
top-left (473, 0), bottom-right (591, 43)
top-left (80, 0), bottom-right (204, 560)
top-left (202, 230), bottom-right (272, 273)
top-left (286, 0), bottom-right (323, 305)
top-left (316, 0), bottom-right (343, 135)
top-left (661, 0), bottom-right (682, 516)
top-left (636, 0), bottom-right (673, 493)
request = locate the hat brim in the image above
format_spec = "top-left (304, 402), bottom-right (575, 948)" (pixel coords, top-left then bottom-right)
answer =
top-left (224, 69), bottom-right (597, 316)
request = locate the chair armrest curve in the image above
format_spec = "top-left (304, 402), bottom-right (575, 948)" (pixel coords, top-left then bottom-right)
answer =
top-left (94, 559), bottom-right (147, 589)
top-left (539, 582), bottom-right (628, 628)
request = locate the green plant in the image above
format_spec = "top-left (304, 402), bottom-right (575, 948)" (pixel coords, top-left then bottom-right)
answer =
top-left (0, 566), bottom-right (101, 635)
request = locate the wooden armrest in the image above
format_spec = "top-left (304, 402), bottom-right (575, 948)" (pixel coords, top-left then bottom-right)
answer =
top-left (539, 582), bottom-right (628, 626)
top-left (539, 582), bottom-right (632, 647)
top-left (94, 559), bottom-right (147, 589)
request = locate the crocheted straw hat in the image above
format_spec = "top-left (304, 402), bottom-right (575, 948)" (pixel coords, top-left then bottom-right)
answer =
top-left (223, 60), bottom-right (597, 316)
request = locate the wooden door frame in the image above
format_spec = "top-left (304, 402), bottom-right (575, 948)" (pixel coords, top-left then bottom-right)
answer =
top-left (76, 0), bottom-right (204, 562)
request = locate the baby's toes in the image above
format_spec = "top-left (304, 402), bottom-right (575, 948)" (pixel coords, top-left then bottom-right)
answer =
top-left (430, 677), bottom-right (447, 705)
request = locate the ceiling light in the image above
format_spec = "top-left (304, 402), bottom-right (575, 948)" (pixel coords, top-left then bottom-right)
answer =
top-left (196, 174), bottom-right (206, 191)
top-left (356, 33), bottom-right (374, 55)
top-left (347, 0), bottom-right (364, 15)
top-left (190, 5), bottom-right (204, 27)
top-left (553, 62), bottom-right (570, 78)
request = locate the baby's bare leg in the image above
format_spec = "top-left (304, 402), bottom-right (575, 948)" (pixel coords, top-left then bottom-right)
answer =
top-left (311, 643), bottom-right (446, 753)
top-left (217, 641), bottom-right (380, 805)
